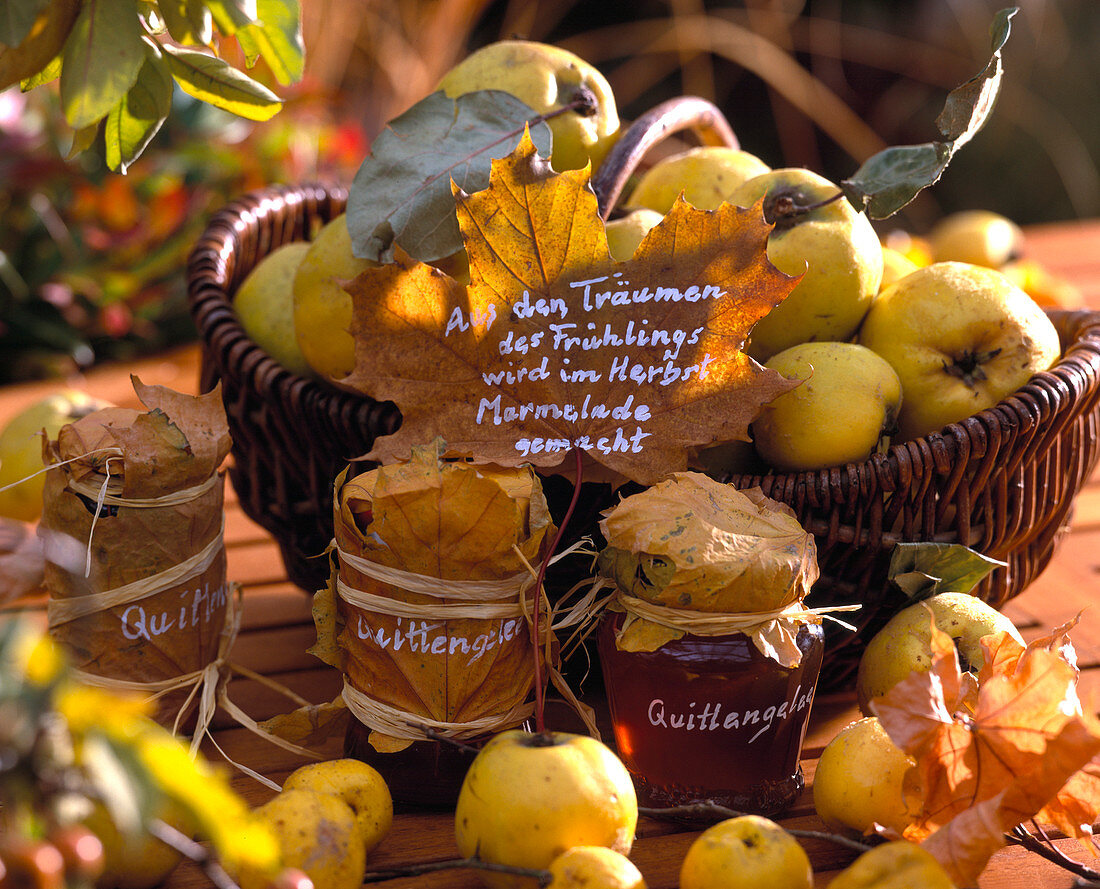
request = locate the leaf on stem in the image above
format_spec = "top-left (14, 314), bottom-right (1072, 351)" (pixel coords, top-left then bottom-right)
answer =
top-left (155, 0), bottom-right (213, 46)
top-left (59, 0), bottom-right (145, 129)
top-left (887, 541), bottom-right (1006, 602)
top-left (346, 90), bottom-right (553, 264)
top-left (105, 52), bottom-right (173, 173)
top-left (841, 7), bottom-right (1019, 218)
top-left (235, 0), bottom-right (303, 84)
top-left (204, 0), bottom-right (257, 37)
top-left (0, 0), bottom-right (52, 47)
top-left (162, 43), bottom-right (282, 120)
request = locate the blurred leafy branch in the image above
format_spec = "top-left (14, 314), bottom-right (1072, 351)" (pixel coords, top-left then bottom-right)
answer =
top-left (1, 0), bottom-right (304, 173)
top-left (0, 1), bottom-right (372, 385)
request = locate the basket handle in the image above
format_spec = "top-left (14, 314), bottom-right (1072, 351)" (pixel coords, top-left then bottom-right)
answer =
top-left (592, 96), bottom-right (739, 221)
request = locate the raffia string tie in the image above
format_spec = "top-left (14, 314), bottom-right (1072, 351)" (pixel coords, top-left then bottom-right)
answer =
top-left (335, 546), bottom-right (536, 621)
top-left (341, 678), bottom-right (534, 743)
top-left (616, 593), bottom-right (861, 635)
top-left (66, 466), bottom-right (220, 508)
top-left (335, 543), bottom-right (547, 743)
top-left (45, 516), bottom-right (226, 628)
top-left (65, 580), bottom-right (239, 757)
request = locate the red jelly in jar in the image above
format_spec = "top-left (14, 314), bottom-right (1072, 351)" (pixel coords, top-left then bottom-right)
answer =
top-left (597, 612), bottom-right (824, 815)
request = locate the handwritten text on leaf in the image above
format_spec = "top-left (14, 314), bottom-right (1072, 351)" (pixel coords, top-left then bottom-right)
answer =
top-left (341, 131), bottom-right (798, 485)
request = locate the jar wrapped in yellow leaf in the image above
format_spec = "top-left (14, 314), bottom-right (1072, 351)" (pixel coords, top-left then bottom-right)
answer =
top-left (595, 472), bottom-right (838, 815)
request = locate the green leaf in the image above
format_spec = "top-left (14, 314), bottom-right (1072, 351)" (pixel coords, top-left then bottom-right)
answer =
top-left (936, 7), bottom-right (1014, 144)
top-left (59, 0), bottom-right (146, 129)
top-left (347, 89), bottom-right (554, 263)
top-left (887, 541), bottom-right (1007, 602)
top-left (206, 0), bottom-right (256, 36)
top-left (155, 0), bottom-right (212, 44)
top-left (21, 52), bottom-right (61, 89)
top-left (162, 43), bottom-right (282, 120)
top-left (842, 7), bottom-right (1018, 219)
top-left (105, 53), bottom-right (173, 172)
top-left (67, 121), bottom-right (100, 158)
top-left (0, 0), bottom-right (51, 47)
top-left (840, 143), bottom-right (952, 220)
top-left (235, 0), bottom-right (303, 85)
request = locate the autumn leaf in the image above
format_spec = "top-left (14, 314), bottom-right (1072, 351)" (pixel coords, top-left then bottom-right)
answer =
top-left (341, 130), bottom-right (799, 485)
top-left (874, 612), bottom-right (1100, 885)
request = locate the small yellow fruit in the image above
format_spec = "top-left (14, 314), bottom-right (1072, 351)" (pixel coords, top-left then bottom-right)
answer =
top-left (856, 591), bottom-right (1024, 714)
top-left (626, 146), bottom-right (770, 214)
top-left (729, 168), bottom-right (883, 362)
top-left (251, 789), bottom-right (365, 889)
top-left (281, 759), bottom-right (393, 855)
top-left (605, 209), bottom-right (664, 261)
top-left (438, 40), bottom-right (619, 172)
top-left (292, 214), bottom-right (377, 383)
top-left (234, 241), bottom-right (313, 378)
top-left (455, 730), bottom-right (638, 889)
top-left (929, 209), bottom-right (1024, 269)
top-left (882, 229), bottom-right (933, 268)
top-left (0, 390), bottom-right (110, 522)
top-left (679, 815), bottom-right (812, 889)
top-left (1002, 258), bottom-right (1084, 310)
top-left (812, 717), bottom-right (916, 836)
top-left (827, 840), bottom-right (956, 889)
top-left (546, 846), bottom-right (647, 889)
top-left (859, 262), bottom-right (1062, 442)
top-left (752, 342), bottom-right (902, 472)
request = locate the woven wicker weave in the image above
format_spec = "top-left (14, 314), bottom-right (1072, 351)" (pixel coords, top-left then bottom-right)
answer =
top-left (187, 184), bottom-right (400, 592)
top-left (187, 180), bottom-right (1100, 686)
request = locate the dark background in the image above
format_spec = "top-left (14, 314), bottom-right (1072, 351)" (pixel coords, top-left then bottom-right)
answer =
top-left (308, 0), bottom-right (1098, 230)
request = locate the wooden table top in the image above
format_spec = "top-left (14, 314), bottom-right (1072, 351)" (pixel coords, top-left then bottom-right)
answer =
top-left (3, 218), bottom-right (1100, 888)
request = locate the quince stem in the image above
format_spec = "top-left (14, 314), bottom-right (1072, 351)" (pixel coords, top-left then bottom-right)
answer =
top-left (764, 190), bottom-right (846, 229)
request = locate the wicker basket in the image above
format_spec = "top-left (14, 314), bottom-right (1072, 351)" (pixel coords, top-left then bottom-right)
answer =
top-left (187, 180), bottom-right (1100, 686)
top-left (187, 183), bottom-right (400, 592)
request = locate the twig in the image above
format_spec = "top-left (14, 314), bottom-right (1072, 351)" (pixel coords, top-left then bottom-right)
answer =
top-left (1007, 825), bottom-right (1100, 883)
top-left (146, 818), bottom-right (240, 889)
top-left (638, 803), bottom-right (876, 854)
top-left (421, 727), bottom-right (481, 754)
top-left (362, 855), bottom-right (552, 886)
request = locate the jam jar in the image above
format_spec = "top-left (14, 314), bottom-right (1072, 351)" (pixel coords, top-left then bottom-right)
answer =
top-left (597, 611), bottom-right (824, 815)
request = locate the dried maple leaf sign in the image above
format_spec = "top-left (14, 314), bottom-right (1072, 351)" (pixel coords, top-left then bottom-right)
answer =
top-left (341, 131), bottom-right (799, 484)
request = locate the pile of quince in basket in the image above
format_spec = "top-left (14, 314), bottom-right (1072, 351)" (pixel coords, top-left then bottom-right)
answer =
top-left (231, 12), bottom-right (1075, 483)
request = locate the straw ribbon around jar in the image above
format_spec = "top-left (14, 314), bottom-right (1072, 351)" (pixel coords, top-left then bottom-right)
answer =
top-left (613, 592), bottom-right (861, 667)
top-left (335, 545), bottom-right (541, 742)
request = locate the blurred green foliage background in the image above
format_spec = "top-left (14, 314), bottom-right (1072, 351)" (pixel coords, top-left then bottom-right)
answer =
top-left (2, 0), bottom-right (1096, 383)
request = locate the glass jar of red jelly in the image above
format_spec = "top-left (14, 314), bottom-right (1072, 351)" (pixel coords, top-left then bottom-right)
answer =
top-left (597, 611), bottom-right (824, 815)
